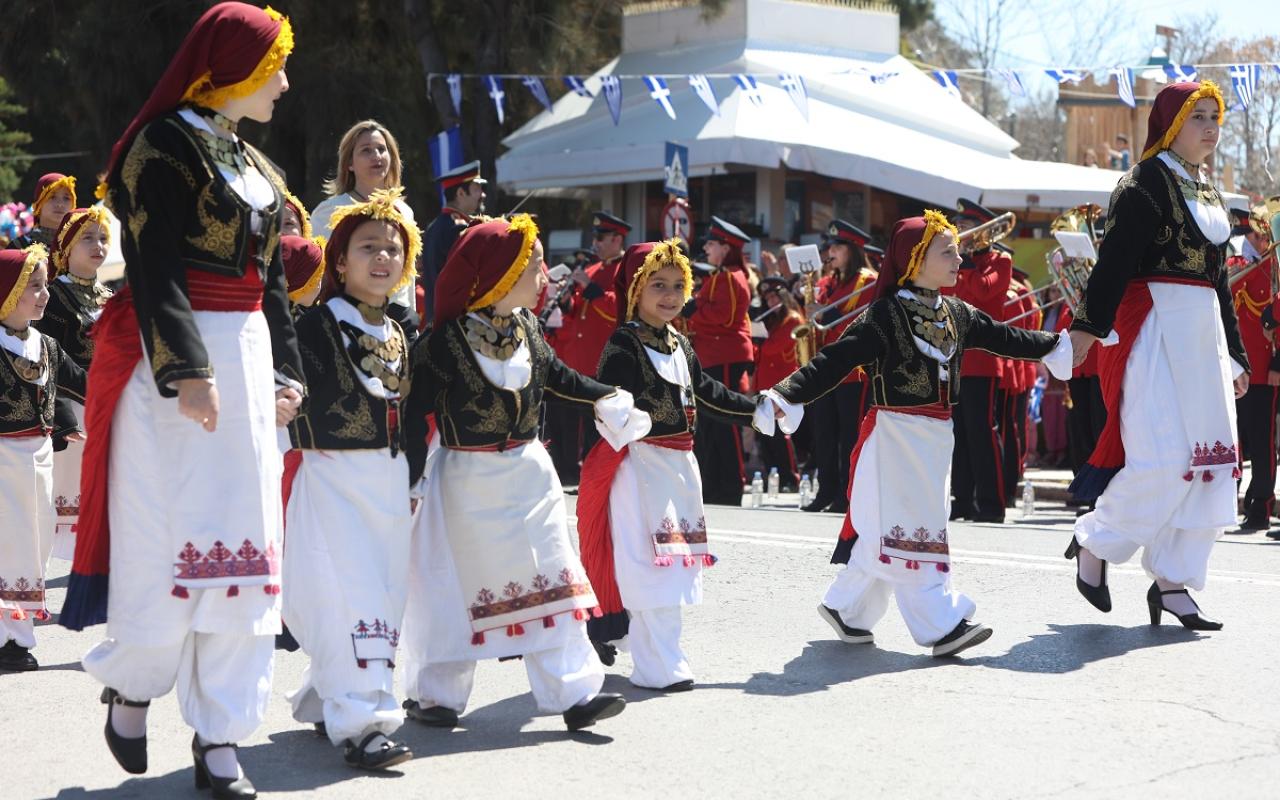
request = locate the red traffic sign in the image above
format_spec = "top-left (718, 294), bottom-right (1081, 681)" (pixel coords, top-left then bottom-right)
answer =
top-left (662, 197), bottom-right (693, 242)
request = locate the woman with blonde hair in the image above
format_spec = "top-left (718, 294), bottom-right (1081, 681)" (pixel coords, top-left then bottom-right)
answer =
top-left (312, 120), bottom-right (418, 331)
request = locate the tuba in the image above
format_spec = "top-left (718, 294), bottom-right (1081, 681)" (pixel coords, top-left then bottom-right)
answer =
top-left (1045, 204), bottom-right (1100, 315)
top-left (791, 269), bottom-right (820, 366)
top-left (957, 211), bottom-right (1016, 255)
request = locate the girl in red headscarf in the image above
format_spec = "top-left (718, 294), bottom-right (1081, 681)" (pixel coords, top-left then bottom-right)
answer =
top-left (399, 214), bottom-right (648, 733)
top-left (766, 211), bottom-right (1071, 657)
top-left (1066, 81), bottom-right (1242, 631)
top-left (6, 174), bottom-right (77, 251)
top-left (36, 207), bottom-right (114, 564)
top-left (576, 240), bottom-right (785, 692)
top-left (63, 4), bottom-right (303, 793)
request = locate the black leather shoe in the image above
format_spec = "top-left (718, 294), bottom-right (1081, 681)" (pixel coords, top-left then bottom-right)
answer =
top-left (592, 640), bottom-right (617, 667)
top-left (1238, 514), bottom-right (1271, 532)
top-left (826, 498), bottom-right (849, 514)
top-left (816, 604), bottom-right (874, 644)
top-left (1064, 535), bottom-right (1112, 612)
top-left (343, 732), bottom-right (413, 771)
top-left (1147, 582), bottom-right (1223, 631)
top-left (563, 693), bottom-right (626, 731)
top-left (970, 512), bottom-right (1006, 523)
top-left (659, 680), bottom-right (694, 692)
top-left (932, 620), bottom-right (992, 657)
top-left (802, 495), bottom-right (835, 513)
top-left (0, 640), bottom-right (37, 671)
top-left (949, 507), bottom-right (971, 522)
top-left (192, 735), bottom-right (256, 798)
top-left (313, 722), bottom-right (327, 737)
top-left (402, 699), bottom-right (459, 729)
top-left (274, 624), bottom-right (300, 652)
top-left (101, 688), bottom-right (148, 775)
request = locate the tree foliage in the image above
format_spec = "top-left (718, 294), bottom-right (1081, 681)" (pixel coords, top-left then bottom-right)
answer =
top-left (0, 77), bottom-right (32, 198)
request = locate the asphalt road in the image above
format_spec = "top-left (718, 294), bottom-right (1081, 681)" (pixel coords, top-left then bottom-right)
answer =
top-left (8, 496), bottom-right (1280, 799)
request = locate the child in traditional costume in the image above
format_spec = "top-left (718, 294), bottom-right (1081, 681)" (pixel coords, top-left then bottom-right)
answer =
top-left (37, 206), bottom-right (114, 561)
top-left (6, 174), bottom-right (77, 251)
top-left (0, 246), bottom-right (87, 672)
top-left (282, 234), bottom-right (325, 314)
top-left (577, 240), bottom-right (789, 690)
top-left (63, 5), bottom-right (303, 794)
top-left (768, 212), bottom-right (1072, 657)
top-left (281, 191), bottom-right (312, 239)
top-left (283, 189), bottom-right (418, 770)
top-left (400, 215), bottom-right (649, 731)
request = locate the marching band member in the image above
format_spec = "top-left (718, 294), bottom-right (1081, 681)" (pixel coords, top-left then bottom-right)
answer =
top-left (947, 199), bottom-right (1013, 523)
top-left (802, 220), bottom-right (877, 513)
top-left (1059, 306), bottom-right (1105, 511)
top-left (767, 212), bottom-right (1070, 657)
top-left (1068, 80), bottom-right (1245, 630)
top-left (546, 211), bottom-right (630, 485)
top-left (1001, 264), bottom-right (1040, 505)
top-left (686, 216), bottom-right (754, 505)
top-left (63, 6), bottom-right (304, 794)
top-left (578, 240), bottom-right (780, 691)
top-left (754, 276), bottom-right (803, 491)
top-left (421, 160), bottom-right (485, 329)
top-left (6, 174), bottom-right (76, 251)
top-left (283, 190), bottom-right (418, 769)
top-left (0, 246), bottom-right (87, 672)
top-left (1227, 206), bottom-right (1277, 532)
top-left (400, 215), bottom-right (647, 732)
top-left (37, 207), bottom-right (114, 562)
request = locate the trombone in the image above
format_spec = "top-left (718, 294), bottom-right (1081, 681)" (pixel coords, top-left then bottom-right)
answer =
top-left (957, 211), bottom-right (1017, 255)
top-left (790, 280), bottom-right (876, 363)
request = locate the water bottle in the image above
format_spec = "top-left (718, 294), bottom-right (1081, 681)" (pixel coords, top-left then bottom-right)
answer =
top-left (750, 471), bottom-right (764, 509)
top-left (798, 473), bottom-right (812, 509)
top-left (1021, 478), bottom-right (1035, 518)
top-left (767, 467), bottom-right (780, 500)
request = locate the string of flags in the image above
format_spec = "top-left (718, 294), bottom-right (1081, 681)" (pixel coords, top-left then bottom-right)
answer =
top-left (434, 62), bottom-right (1280, 127)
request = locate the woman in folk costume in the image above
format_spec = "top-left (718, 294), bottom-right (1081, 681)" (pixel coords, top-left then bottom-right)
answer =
top-left (283, 189), bottom-right (418, 770)
top-left (0, 246), bottom-right (86, 672)
top-left (400, 215), bottom-right (649, 732)
top-left (6, 174), bottom-right (77, 251)
top-left (577, 241), bottom-right (788, 690)
top-left (60, 5), bottom-right (304, 796)
top-left (1066, 81), bottom-right (1245, 630)
top-left (766, 212), bottom-right (1072, 657)
top-left (36, 207), bottom-right (113, 562)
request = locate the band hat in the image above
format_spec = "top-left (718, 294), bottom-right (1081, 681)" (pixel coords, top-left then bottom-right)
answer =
top-left (708, 216), bottom-right (750, 247)
top-left (825, 219), bottom-right (871, 248)
top-left (592, 211), bottom-right (632, 236)
top-left (437, 160), bottom-right (487, 190)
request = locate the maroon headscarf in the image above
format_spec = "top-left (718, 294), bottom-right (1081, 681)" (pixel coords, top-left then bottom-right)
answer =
top-left (1140, 80), bottom-right (1225, 162)
top-left (433, 215), bottom-right (540, 324)
top-left (872, 211), bottom-right (957, 300)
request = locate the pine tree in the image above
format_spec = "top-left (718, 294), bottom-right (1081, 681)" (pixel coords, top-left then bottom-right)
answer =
top-left (0, 77), bottom-right (32, 199)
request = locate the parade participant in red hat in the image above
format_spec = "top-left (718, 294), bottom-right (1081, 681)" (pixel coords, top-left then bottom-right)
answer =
top-left (35, 207), bottom-right (114, 565)
top-left (545, 211), bottom-right (631, 484)
top-left (400, 214), bottom-right (647, 733)
top-left (1067, 80), bottom-right (1243, 631)
top-left (420, 159), bottom-right (486, 329)
top-left (1000, 263), bottom-right (1040, 508)
top-left (686, 215), bottom-right (755, 505)
top-left (767, 211), bottom-right (1071, 658)
top-left (945, 198), bottom-right (1014, 523)
top-left (64, 4), bottom-right (304, 791)
top-left (7, 174), bottom-right (77, 251)
top-left (1226, 205), bottom-right (1278, 531)
top-left (802, 219), bottom-right (878, 514)
top-left (280, 190), bottom-right (312, 239)
top-left (281, 234), bottom-right (325, 312)
top-left (281, 189), bottom-right (419, 769)
top-left (577, 240), bottom-right (780, 689)
top-left (0, 245), bottom-right (86, 673)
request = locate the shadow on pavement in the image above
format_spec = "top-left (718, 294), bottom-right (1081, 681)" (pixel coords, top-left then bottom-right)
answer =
top-left (715, 639), bottom-right (948, 697)
top-left (968, 623), bottom-right (1202, 674)
top-left (47, 769), bottom-right (200, 799)
top-left (394, 692), bottom-right (616, 758)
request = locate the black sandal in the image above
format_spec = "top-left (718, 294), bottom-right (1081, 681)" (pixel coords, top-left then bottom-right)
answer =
top-left (191, 735), bottom-right (256, 798)
top-left (101, 688), bottom-right (149, 775)
top-left (343, 731), bottom-right (413, 770)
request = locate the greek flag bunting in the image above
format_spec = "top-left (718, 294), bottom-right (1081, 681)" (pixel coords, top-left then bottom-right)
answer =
top-left (446, 74), bottom-right (463, 116)
top-left (485, 76), bottom-right (505, 124)
top-left (563, 76), bottom-right (594, 98)
top-left (600, 75), bottom-right (623, 125)
top-left (1045, 69), bottom-right (1086, 84)
top-left (644, 76), bottom-right (677, 119)
top-left (996, 68), bottom-right (1025, 98)
top-left (779, 73), bottom-right (809, 120)
top-left (1163, 64), bottom-right (1198, 82)
top-left (734, 74), bottom-right (764, 107)
top-left (521, 77), bottom-right (553, 113)
top-left (933, 70), bottom-right (960, 98)
top-left (688, 74), bottom-right (720, 116)
top-left (1229, 64), bottom-right (1260, 109)
top-left (1112, 68), bottom-right (1135, 109)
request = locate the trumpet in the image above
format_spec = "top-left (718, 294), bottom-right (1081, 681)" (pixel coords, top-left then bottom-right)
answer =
top-left (957, 211), bottom-right (1017, 255)
top-left (792, 271), bottom-right (820, 366)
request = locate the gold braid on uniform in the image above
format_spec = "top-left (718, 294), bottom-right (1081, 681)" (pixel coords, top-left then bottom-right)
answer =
top-left (464, 307), bottom-right (526, 359)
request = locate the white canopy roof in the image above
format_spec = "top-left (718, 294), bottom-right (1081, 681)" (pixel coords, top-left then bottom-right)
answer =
top-left (498, 40), bottom-right (1125, 210)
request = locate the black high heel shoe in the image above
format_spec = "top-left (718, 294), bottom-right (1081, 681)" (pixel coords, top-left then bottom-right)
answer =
top-left (1146, 582), bottom-right (1223, 631)
top-left (191, 735), bottom-right (256, 799)
top-left (100, 688), bottom-right (148, 774)
top-left (1064, 536), bottom-right (1111, 612)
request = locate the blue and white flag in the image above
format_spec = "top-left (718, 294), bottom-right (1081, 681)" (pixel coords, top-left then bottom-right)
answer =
top-left (933, 70), bottom-right (960, 98)
top-left (996, 68), bottom-right (1026, 98)
top-left (521, 77), bottom-right (553, 113)
top-left (1112, 68), bottom-right (1135, 109)
top-left (1229, 64), bottom-right (1260, 109)
top-left (428, 126), bottom-right (463, 202)
top-left (734, 74), bottom-right (764, 107)
top-left (779, 73), bottom-right (809, 120)
top-left (688, 74), bottom-right (720, 116)
top-left (1163, 64), bottom-right (1198, 82)
top-left (1045, 68), bottom-right (1086, 84)
top-left (446, 74), bottom-right (463, 116)
top-left (600, 75), bottom-right (623, 125)
top-left (869, 69), bottom-right (899, 84)
top-left (563, 76), bottom-right (594, 98)
top-left (485, 76), bottom-right (505, 124)
top-left (644, 75), bottom-right (677, 119)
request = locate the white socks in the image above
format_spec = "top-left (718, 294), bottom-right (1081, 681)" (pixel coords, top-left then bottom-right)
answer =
top-left (1155, 578), bottom-right (1200, 616)
top-left (1076, 545), bottom-right (1105, 587)
top-left (362, 732), bottom-right (390, 753)
top-left (109, 702), bottom-right (147, 739)
top-left (197, 736), bottom-right (242, 780)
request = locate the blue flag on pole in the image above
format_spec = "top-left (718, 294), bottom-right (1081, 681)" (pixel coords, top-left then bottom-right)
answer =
top-left (428, 126), bottom-right (464, 203)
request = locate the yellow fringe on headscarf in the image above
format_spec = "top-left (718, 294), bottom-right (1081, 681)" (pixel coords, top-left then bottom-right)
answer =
top-left (52, 206), bottom-right (112, 276)
top-left (289, 235), bottom-right (327, 303)
top-left (181, 8), bottom-right (294, 109)
top-left (1, 245), bottom-right (48, 321)
top-left (282, 189), bottom-right (313, 239)
top-left (467, 214), bottom-right (540, 312)
top-left (1140, 79), bottom-right (1226, 161)
top-left (626, 239), bottom-right (693, 320)
top-left (900, 209), bottom-right (957, 285)
top-left (32, 175), bottom-right (77, 221)
top-left (327, 187), bottom-right (422, 296)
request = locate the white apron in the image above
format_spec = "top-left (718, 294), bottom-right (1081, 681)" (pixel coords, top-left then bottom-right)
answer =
top-left (50, 403), bottom-right (84, 562)
top-left (0, 435), bottom-right (55, 618)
